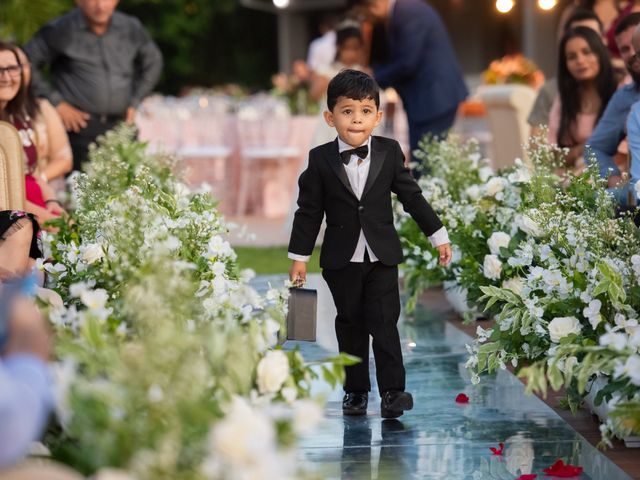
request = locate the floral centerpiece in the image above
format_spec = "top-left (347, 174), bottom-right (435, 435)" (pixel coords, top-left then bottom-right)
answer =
top-left (482, 53), bottom-right (545, 89)
top-left (271, 60), bottom-right (320, 116)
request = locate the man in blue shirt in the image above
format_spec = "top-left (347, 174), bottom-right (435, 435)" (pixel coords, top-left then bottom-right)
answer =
top-left (587, 13), bottom-right (640, 200)
top-left (0, 277), bottom-right (53, 469)
top-left (625, 24), bottom-right (640, 204)
top-left (349, 0), bottom-right (468, 171)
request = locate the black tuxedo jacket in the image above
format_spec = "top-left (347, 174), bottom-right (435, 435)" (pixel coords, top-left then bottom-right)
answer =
top-left (288, 136), bottom-right (443, 269)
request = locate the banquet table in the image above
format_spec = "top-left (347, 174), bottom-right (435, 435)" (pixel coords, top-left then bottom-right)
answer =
top-left (137, 106), bottom-right (319, 217)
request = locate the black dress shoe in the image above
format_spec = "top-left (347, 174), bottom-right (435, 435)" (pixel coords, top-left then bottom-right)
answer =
top-left (342, 392), bottom-right (368, 415)
top-left (380, 391), bottom-right (413, 418)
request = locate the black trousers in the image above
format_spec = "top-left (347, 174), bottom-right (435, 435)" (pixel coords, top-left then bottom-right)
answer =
top-left (68, 114), bottom-right (122, 172)
top-left (322, 254), bottom-right (405, 394)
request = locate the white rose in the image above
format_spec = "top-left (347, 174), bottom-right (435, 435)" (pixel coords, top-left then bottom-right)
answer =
top-left (82, 243), bottom-right (105, 265)
top-left (209, 397), bottom-right (276, 466)
top-left (281, 387), bottom-right (298, 403)
top-left (548, 316), bottom-right (583, 343)
top-left (515, 214), bottom-right (541, 237)
top-left (292, 399), bottom-right (323, 435)
top-left (478, 166), bottom-right (493, 182)
top-left (256, 350), bottom-right (290, 394)
top-left (485, 177), bottom-right (506, 197)
top-left (80, 288), bottom-right (109, 310)
top-left (617, 355), bottom-right (640, 385)
top-left (465, 184), bottom-right (481, 201)
top-left (487, 232), bottom-right (511, 256)
top-left (483, 254), bottom-right (502, 280)
top-left (502, 277), bottom-right (524, 296)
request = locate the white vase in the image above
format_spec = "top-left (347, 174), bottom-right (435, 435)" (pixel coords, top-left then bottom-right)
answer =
top-left (584, 374), bottom-right (640, 448)
top-left (443, 280), bottom-right (481, 318)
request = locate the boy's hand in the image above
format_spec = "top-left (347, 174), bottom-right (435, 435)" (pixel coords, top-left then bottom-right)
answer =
top-left (437, 243), bottom-right (452, 266)
top-left (289, 260), bottom-right (307, 287)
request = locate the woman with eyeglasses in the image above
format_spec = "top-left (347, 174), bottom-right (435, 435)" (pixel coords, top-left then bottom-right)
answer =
top-left (548, 26), bottom-right (618, 173)
top-left (15, 47), bottom-right (72, 187)
top-left (0, 41), bottom-right (64, 226)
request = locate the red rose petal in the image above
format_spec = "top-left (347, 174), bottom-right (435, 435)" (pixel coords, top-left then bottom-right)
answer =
top-left (517, 475), bottom-right (537, 480)
top-left (490, 442), bottom-right (505, 456)
top-left (455, 393), bottom-right (470, 403)
top-left (542, 459), bottom-right (583, 477)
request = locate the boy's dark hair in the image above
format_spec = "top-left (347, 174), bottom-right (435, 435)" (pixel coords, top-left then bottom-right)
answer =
top-left (336, 26), bottom-right (363, 48)
top-left (615, 12), bottom-right (640, 36)
top-left (327, 69), bottom-right (380, 111)
top-left (565, 7), bottom-right (603, 34)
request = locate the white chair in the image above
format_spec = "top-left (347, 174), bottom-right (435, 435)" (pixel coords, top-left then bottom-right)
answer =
top-left (235, 98), bottom-right (299, 216)
top-left (479, 85), bottom-right (537, 171)
top-left (176, 96), bottom-right (233, 202)
top-left (0, 120), bottom-right (26, 211)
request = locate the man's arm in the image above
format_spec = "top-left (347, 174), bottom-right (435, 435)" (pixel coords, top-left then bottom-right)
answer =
top-left (23, 28), bottom-right (63, 106)
top-left (586, 91), bottom-right (626, 179)
top-left (130, 20), bottom-right (163, 108)
top-left (373, 13), bottom-right (428, 88)
top-left (0, 355), bottom-right (53, 469)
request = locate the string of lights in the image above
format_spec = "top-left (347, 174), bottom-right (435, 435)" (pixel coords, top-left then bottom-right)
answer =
top-left (496, 0), bottom-right (558, 14)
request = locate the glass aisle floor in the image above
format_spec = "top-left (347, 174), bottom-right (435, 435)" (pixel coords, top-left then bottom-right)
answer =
top-left (252, 274), bottom-right (633, 480)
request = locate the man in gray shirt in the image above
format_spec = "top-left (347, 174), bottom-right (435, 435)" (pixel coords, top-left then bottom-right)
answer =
top-left (24, 0), bottom-right (163, 171)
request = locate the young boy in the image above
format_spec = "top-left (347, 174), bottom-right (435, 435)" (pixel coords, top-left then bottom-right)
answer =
top-left (288, 69), bottom-right (451, 418)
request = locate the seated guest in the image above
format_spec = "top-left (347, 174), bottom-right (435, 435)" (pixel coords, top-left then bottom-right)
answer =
top-left (623, 25), bottom-right (640, 202)
top-left (0, 42), bottom-right (64, 226)
top-left (587, 13), bottom-right (640, 193)
top-left (0, 274), bottom-right (53, 469)
top-left (15, 47), bottom-right (72, 184)
top-left (529, 8), bottom-right (606, 136)
top-left (548, 26), bottom-right (617, 173)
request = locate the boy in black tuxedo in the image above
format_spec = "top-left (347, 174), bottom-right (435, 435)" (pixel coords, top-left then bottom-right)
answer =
top-left (288, 69), bottom-right (451, 418)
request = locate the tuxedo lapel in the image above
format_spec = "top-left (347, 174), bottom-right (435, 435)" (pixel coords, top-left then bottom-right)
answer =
top-left (326, 139), bottom-right (357, 198)
top-left (362, 137), bottom-right (386, 199)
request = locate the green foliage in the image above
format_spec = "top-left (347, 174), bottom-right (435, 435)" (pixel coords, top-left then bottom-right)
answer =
top-left (0, 0), bottom-right (71, 43)
top-left (1, 0), bottom-right (278, 93)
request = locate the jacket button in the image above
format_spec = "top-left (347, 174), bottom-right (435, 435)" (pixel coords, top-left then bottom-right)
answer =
top-left (358, 205), bottom-right (364, 212)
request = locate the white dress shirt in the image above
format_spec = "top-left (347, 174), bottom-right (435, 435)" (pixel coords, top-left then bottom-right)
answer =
top-left (289, 136), bottom-right (449, 263)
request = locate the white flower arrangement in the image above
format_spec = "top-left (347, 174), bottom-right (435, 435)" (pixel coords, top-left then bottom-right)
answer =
top-left (401, 133), bottom-right (640, 445)
top-left (39, 125), bottom-right (354, 478)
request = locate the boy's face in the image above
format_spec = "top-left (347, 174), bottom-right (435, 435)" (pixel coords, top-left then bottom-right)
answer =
top-left (324, 96), bottom-right (383, 148)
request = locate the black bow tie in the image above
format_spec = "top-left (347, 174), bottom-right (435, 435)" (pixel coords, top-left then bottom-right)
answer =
top-left (340, 145), bottom-right (369, 165)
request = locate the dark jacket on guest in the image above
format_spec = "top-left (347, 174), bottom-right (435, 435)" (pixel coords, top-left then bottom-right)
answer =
top-left (374, 0), bottom-right (468, 124)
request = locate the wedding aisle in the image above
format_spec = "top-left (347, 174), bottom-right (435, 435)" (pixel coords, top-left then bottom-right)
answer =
top-left (251, 274), bottom-right (634, 479)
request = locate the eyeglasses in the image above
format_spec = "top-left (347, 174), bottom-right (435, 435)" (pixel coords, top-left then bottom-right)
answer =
top-left (0, 64), bottom-right (22, 78)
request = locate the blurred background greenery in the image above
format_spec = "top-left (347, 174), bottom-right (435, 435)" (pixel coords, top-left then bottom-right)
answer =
top-left (0, 0), bottom-right (278, 94)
